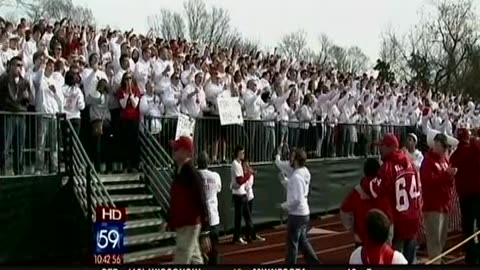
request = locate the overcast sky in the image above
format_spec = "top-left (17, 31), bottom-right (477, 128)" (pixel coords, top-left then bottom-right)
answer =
top-left (1, 0), bottom-right (442, 61)
top-left (69, 0), bottom-right (433, 61)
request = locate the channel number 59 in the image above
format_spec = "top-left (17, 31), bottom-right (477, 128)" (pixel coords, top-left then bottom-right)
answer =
top-left (97, 229), bottom-right (120, 250)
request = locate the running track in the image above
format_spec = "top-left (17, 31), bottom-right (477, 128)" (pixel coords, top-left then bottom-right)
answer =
top-left (140, 214), bottom-right (465, 265)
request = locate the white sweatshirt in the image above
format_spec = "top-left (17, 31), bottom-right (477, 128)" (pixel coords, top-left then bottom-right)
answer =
top-left (199, 169), bottom-right (222, 227)
top-left (36, 74), bottom-right (64, 115)
top-left (62, 85), bottom-right (85, 120)
top-left (282, 166), bottom-right (311, 216)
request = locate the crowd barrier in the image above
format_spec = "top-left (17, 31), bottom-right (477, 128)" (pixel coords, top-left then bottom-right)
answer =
top-left (145, 116), bottom-right (415, 163)
top-left (0, 111), bottom-right (62, 177)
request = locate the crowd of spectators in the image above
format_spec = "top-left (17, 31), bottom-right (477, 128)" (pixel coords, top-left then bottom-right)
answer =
top-left (1, 16), bottom-right (480, 174)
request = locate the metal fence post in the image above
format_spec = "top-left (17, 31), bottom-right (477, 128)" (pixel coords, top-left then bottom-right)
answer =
top-left (85, 163), bottom-right (94, 259)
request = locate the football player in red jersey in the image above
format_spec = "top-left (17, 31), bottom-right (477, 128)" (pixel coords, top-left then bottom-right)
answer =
top-left (362, 133), bottom-right (422, 264)
top-left (341, 158), bottom-right (381, 246)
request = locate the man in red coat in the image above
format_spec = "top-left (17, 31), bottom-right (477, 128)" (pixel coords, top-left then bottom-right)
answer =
top-left (362, 133), bottom-right (422, 264)
top-left (420, 133), bottom-right (457, 264)
top-left (169, 136), bottom-right (210, 264)
top-left (450, 129), bottom-right (480, 265)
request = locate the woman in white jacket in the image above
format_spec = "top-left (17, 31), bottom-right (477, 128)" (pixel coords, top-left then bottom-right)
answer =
top-left (297, 94), bottom-right (314, 153)
top-left (139, 80), bottom-right (164, 139)
top-left (63, 70), bottom-right (85, 135)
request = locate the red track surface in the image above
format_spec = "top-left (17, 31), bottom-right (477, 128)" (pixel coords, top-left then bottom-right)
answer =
top-left (140, 214), bottom-right (465, 265)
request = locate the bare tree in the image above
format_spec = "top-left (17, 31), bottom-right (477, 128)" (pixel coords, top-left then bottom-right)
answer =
top-left (147, 14), bottom-right (162, 38)
top-left (316, 33), bottom-right (332, 67)
top-left (347, 46), bottom-right (369, 74)
top-left (203, 6), bottom-right (231, 48)
top-left (328, 45), bottom-right (349, 72)
top-left (171, 12), bottom-right (186, 39)
top-left (183, 0), bottom-right (208, 42)
top-left (148, 10), bottom-right (186, 40)
top-left (277, 30), bottom-right (308, 60)
top-left (16, 0), bottom-right (95, 24)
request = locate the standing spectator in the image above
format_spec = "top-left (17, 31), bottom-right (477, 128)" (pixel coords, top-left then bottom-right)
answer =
top-left (230, 145), bottom-right (254, 245)
top-left (341, 158), bottom-right (381, 246)
top-left (349, 210), bottom-right (408, 265)
top-left (133, 46), bottom-right (152, 95)
top-left (169, 136), bottom-right (210, 264)
top-left (450, 128), bottom-right (480, 265)
top-left (63, 70), bottom-right (85, 135)
top-left (243, 159), bottom-right (266, 243)
top-left (87, 79), bottom-right (112, 173)
top-left (197, 151), bottom-right (221, 265)
top-left (0, 56), bottom-right (32, 175)
top-left (363, 134), bottom-right (422, 264)
top-left (403, 133), bottom-right (423, 170)
top-left (35, 59), bottom-right (64, 174)
top-left (280, 149), bottom-right (320, 264)
top-left (117, 72), bottom-right (141, 172)
top-left (139, 80), bottom-right (163, 137)
top-left (420, 133), bottom-right (457, 264)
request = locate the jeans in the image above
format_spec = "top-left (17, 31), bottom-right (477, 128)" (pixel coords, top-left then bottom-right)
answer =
top-left (0, 115), bottom-right (26, 175)
top-left (286, 215), bottom-right (320, 264)
top-left (174, 224), bottom-right (203, 264)
top-left (232, 194), bottom-right (253, 242)
top-left (35, 117), bottom-right (58, 173)
top-left (460, 197), bottom-right (480, 265)
top-left (264, 126), bottom-right (276, 161)
top-left (393, 238), bottom-right (417, 264)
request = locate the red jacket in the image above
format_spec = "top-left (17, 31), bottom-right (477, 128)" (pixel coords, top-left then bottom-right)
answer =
top-left (362, 150), bottom-right (422, 240)
top-left (169, 161), bottom-right (209, 230)
top-left (116, 87), bottom-right (141, 121)
top-left (450, 140), bottom-right (480, 200)
top-left (420, 150), bottom-right (454, 213)
top-left (341, 178), bottom-right (377, 244)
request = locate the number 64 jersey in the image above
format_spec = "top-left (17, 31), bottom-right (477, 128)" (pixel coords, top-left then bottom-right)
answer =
top-left (362, 151), bottom-right (423, 241)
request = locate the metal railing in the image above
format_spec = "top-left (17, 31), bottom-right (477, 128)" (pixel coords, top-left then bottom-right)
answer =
top-left (0, 111), bottom-right (63, 177)
top-left (139, 121), bottom-right (175, 212)
top-left (59, 114), bottom-right (115, 219)
top-left (143, 116), bottom-right (417, 164)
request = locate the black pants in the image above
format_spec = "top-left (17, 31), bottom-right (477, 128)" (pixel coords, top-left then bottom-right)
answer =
top-left (460, 197), bottom-right (480, 265)
top-left (120, 119), bottom-right (139, 170)
top-left (208, 225), bottom-right (220, 265)
top-left (233, 194), bottom-right (253, 242)
top-left (70, 118), bottom-right (81, 136)
top-left (247, 199), bottom-right (258, 238)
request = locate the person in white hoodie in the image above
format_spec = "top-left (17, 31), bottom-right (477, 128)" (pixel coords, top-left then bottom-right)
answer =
top-left (139, 80), bottom-right (164, 138)
top-left (63, 70), bottom-right (85, 135)
top-left (280, 149), bottom-right (320, 264)
top-left (35, 59), bottom-right (64, 174)
top-left (403, 133), bottom-right (424, 170)
top-left (197, 151), bottom-right (222, 265)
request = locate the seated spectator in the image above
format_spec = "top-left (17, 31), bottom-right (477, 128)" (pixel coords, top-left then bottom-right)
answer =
top-left (349, 210), bottom-right (408, 265)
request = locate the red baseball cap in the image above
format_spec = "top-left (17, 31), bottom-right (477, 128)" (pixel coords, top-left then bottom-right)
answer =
top-left (376, 133), bottom-right (399, 149)
top-left (170, 136), bottom-right (194, 154)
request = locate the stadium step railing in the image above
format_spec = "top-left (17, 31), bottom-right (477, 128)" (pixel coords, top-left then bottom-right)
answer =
top-left (60, 115), bottom-right (175, 263)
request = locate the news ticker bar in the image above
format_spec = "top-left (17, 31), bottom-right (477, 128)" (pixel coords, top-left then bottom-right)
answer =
top-left (0, 266), bottom-right (472, 270)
